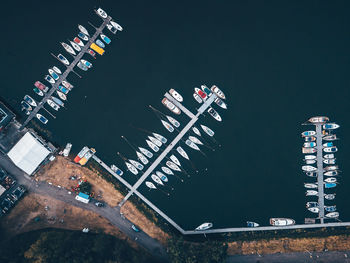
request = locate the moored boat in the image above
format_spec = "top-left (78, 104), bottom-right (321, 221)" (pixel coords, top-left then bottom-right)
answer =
top-left (107, 24), bottom-right (118, 34)
top-left (77, 62), bottom-right (88, 71)
top-left (96, 39), bottom-right (105, 48)
top-left (304, 136), bottom-right (316, 142)
top-left (308, 207), bottom-right (319, 213)
top-left (48, 69), bottom-right (59, 80)
top-left (139, 147), bottom-right (153, 158)
top-left (70, 40), bottom-right (81, 52)
top-left (78, 24), bottom-right (90, 36)
top-left (96, 7), bottom-right (108, 18)
top-left (323, 135), bottom-right (337, 141)
top-left (47, 99), bottom-right (60, 111)
top-left (176, 146), bottom-right (189, 160)
top-left (270, 218), bottom-right (295, 226)
top-left (305, 155), bottom-right (316, 160)
top-left (305, 159), bottom-right (316, 165)
top-left (324, 154), bottom-right (335, 159)
top-left (185, 139), bottom-right (200, 151)
top-left (129, 159), bottom-right (144, 170)
top-left (161, 166), bottom-right (174, 175)
top-left (325, 177), bottom-right (337, 183)
top-left (136, 151), bottom-right (148, 165)
top-left (126, 162), bottom-right (138, 175)
top-left (304, 183), bottom-right (317, 189)
top-left (211, 85), bottom-right (226, 99)
top-left (52, 66), bottom-right (62, 74)
top-left (57, 85), bottom-right (69, 95)
top-left (214, 98), bottom-right (227, 109)
top-left (153, 133), bottom-right (167, 144)
top-left (87, 49), bottom-right (96, 58)
top-left (195, 222), bottom-right (213, 231)
top-left (306, 172), bottom-right (317, 177)
top-left (166, 115), bottom-right (180, 128)
top-left (323, 159), bottom-right (336, 165)
top-left (145, 181), bottom-right (157, 189)
top-left (110, 20), bottom-right (123, 31)
top-left (308, 116), bottom-right (329, 123)
top-left (192, 127), bottom-right (201, 136)
top-left (36, 114), bottom-right (48, 124)
top-left (247, 221), bottom-right (259, 227)
top-left (302, 165), bottom-right (317, 172)
top-left (200, 125), bottom-right (215, 137)
top-left (33, 87), bottom-right (44, 96)
top-left (24, 95), bottom-right (37, 107)
top-left (57, 53), bottom-right (70, 65)
top-left (74, 146), bottom-right (89, 163)
top-left (325, 206), bottom-right (337, 212)
top-left (325, 183), bottom-right (337, 189)
top-left (306, 190), bottom-right (318, 196)
top-left (303, 142), bottom-right (316, 148)
top-left (74, 37), bottom-right (84, 47)
top-left (63, 143), bottom-right (72, 157)
top-left (323, 142), bottom-right (333, 147)
top-left (324, 194), bottom-right (335, 200)
top-left (148, 136), bottom-right (162, 147)
top-left (323, 123), bottom-right (340, 130)
top-left (324, 170), bottom-right (339, 176)
top-left (146, 140), bottom-right (159, 152)
top-left (301, 131), bottom-right (316, 137)
top-left (162, 98), bottom-right (181, 115)
top-left (51, 96), bottom-right (64, 107)
top-left (169, 89), bottom-right (183, 102)
top-left (170, 154), bottom-right (181, 166)
top-left (79, 148), bottom-right (96, 166)
top-left (166, 161), bottom-right (181, 171)
top-left (111, 164), bottom-right (123, 176)
top-left (189, 136), bottom-right (203, 145)
top-left (62, 80), bottom-right (74, 90)
top-left (78, 32), bottom-right (88, 41)
top-left (80, 59), bottom-right (92, 68)
top-left (325, 212), bottom-right (339, 218)
top-left (201, 85), bottom-right (212, 96)
top-left (302, 147), bottom-right (317, 154)
top-left (324, 165), bottom-right (338, 171)
top-left (193, 93), bottom-right (203, 103)
top-left (161, 120), bottom-right (174, 132)
top-left (61, 42), bottom-right (76, 56)
top-left (56, 90), bottom-right (67, 101)
top-left (21, 101), bottom-right (32, 111)
top-left (45, 75), bottom-right (55, 84)
top-left (35, 81), bottom-right (49, 92)
top-left (195, 87), bottom-right (207, 100)
top-left (100, 34), bottom-right (111, 44)
top-left (151, 174), bottom-right (164, 186)
top-left (207, 107), bottom-right (222, 121)
top-left (156, 171), bottom-right (168, 182)
top-left (306, 202), bottom-right (319, 208)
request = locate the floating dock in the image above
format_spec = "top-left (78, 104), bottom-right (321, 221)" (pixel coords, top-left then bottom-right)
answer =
top-left (315, 124), bottom-right (325, 223)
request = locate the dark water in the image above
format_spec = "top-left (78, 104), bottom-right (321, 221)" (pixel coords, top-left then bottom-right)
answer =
top-left (1, 1), bottom-right (350, 229)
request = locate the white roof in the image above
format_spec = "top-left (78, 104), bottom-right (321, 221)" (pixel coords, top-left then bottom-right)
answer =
top-left (0, 185), bottom-right (5, 196)
top-left (7, 132), bottom-right (50, 175)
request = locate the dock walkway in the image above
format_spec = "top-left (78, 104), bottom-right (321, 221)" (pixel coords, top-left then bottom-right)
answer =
top-left (315, 124), bottom-right (325, 223)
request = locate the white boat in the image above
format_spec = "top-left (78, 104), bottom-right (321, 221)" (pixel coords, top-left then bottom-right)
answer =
top-left (78, 32), bottom-right (88, 41)
top-left (70, 40), bottom-right (81, 52)
top-left (192, 127), bottom-right (201, 136)
top-left (57, 53), bottom-right (70, 65)
top-left (74, 37), bottom-right (84, 47)
top-left (200, 125), bottom-right (214, 137)
top-left (325, 177), bottom-right (337, 183)
top-left (201, 85), bottom-right (212, 96)
top-left (63, 143), bottom-right (72, 157)
top-left (306, 202), bottom-right (319, 208)
top-left (107, 24), bottom-right (118, 34)
top-left (96, 7), bottom-right (108, 18)
top-left (323, 146), bottom-right (337, 153)
top-left (303, 142), bottom-right (316, 148)
top-left (45, 75), bottom-right (55, 84)
top-left (324, 165), bottom-right (338, 171)
top-left (170, 154), bottom-right (181, 166)
top-left (156, 171), bottom-right (168, 182)
top-left (193, 93), bottom-right (203, 103)
top-left (301, 131), bottom-right (316, 137)
top-left (323, 142), bottom-right (333, 147)
top-left (136, 151), bottom-right (149, 165)
top-left (207, 107), bottom-right (222, 122)
top-left (214, 98), bottom-right (227, 109)
top-left (304, 183), bottom-right (318, 189)
top-left (126, 162), bottom-right (138, 175)
top-left (186, 139), bottom-right (200, 151)
top-left (304, 136), bottom-right (316, 142)
top-left (305, 159), bottom-right (316, 165)
top-left (161, 120), bottom-right (174, 133)
top-left (308, 207), bottom-right (320, 213)
top-left (177, 146), bottom-right (189, 160)
top-left (302, 147), bottom-right (317, 154)
top-left (62, 80), bottom-right (74, 90)
top-left (77, 62), bottom-right (88, 71)
top-left (324, 170), bottom-right (339, 176)
top-left (162, 98), bottom-right (181, 115)
top-left (306, 190), bottom-right (318, 196)
top-left (78, 24), bottom-right (90, 36)
top-left (305, 155), bottom-right (316, 160)
top-left (148, 136), bottom-right (162, 147)
top-left (324, 194), bottom-right (335, 200)
top-left (323, 159), bottom-right (336, 165)
top-left (48, 69), bottom-right (59, 80)
top-left (56, 90), bottom-right (67, 101)
top-left (146, 140), bottom-right (159, 152)
top-left (139, 147), bottom-right (153, 158)
top-left (324, 154), bottom-right (335, 159)
top-left (52, 66), bottom-right (62, 74)
top-left (306, 172), bottom-right (317, 177)
top-left (111, 165), bottom-right (123, 176)
top-left (24, 95), bottom-right (37, 107)
top-left (247, 221), bottom-right (259, 227)
top-left (269, 218), bottom-right (295, 226)
top-left (151, 174), bottom-right (164, 186)
top-left (302, 165), bottom-right (317, 172)
top-left (36, 114), bottom-right (48, 124)
top-left (81, 59), bottom-right (92, 68)
top-left (323, 123), bottom-right (340, 130)
top-left (61, 42), bottom-right (76, 55)
top-left (166, 161), bottom-right (181, 171)
top-left (129, 159), bottom-right (144, 170)
top-left (189, 136), bottom-right (203, 145)
top-left (100, 33), bottom-right (111, 44)
top-left (161, 166), bottom-right (174, 175)
top-left (195, 222), bottom-right (213, 231)
top-left (323, 135), bottom-right (337, 141)
top-left (166, 115), bottom-right (180, 128)
top-left (145, 181), bottom-right (156, 189)
top-left (308, 116), bottom-right (329, 123)
top-left (47, 99), bottom-right (60, 111)
top-left (325, 212), bottom-right (339, 218)
top-left (153, 133), bottom-right (167, 144)
top-left (211, 85), bottom-right (226, 99)
top-left (169, 89), bottom-right (183, 102)
top-left (110, 20), bottom-right (123, 31)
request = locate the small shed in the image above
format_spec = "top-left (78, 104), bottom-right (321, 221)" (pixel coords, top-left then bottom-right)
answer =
top-left (75, 192), bottom-right (90, 204)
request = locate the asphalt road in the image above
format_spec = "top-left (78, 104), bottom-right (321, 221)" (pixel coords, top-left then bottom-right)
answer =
top-left (0, 153), bottom-right (168, 263)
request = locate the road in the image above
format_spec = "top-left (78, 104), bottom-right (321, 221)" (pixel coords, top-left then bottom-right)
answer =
top-left (0, 153), bottom-right (168, 263)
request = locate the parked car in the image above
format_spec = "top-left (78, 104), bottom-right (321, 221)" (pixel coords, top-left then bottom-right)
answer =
top-left (95, 202), bottom-right (104, 207)
top-left (131, 224), bottom-right (140, 232)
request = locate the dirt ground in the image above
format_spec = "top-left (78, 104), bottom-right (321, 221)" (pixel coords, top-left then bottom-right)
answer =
top-left (227, 235), bottom-right (350, 255)
top-left (0, 193), bottom-right (138, 249)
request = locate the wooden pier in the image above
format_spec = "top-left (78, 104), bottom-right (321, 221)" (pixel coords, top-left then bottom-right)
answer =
top-left (315, 124), bottom-right (325, 223)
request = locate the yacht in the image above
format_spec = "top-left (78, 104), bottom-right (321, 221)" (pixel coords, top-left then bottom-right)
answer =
top-left (305, 155), bottom-right (316, 160)
top-left (200, 125), bottom-right (215, 137)
top-left (63, 143), bottom-right (72, 157)
top-left (195, 222), bottom-right (213, 231)
top-left (61, 42), bottom-right (76, 56)
top-left (45, 75), bottom-right (55, 84)
top-left (49, 69), bottom-right (59, 80)
top-left (189, 136), bottom-right (203, 145)
top-left (325, 183), bottom-right (337, 189)
top-left (80, 59), bottom-right (92, 68)
top-left (21, 101), bottom-right (32, 111)
top-left (308, 207), bottom-right (319, 213)
top-left (185, 139), bottom-right (200, 151)
top-left (214, 98), bottom-right (227, 109)
top-left (306, 202), bottom-right (319, 208)
top-left (324, 170), bottom-right (339, 176)
top-left (193, 93), bottom-right (203, 103)
top-left (170, 154), bottom-right (181, 166)
top-left (207, 107), bottom-right (222, 121)
top-left (151, 174), bottom-right (164, 186)
top-left (88, 49), bottom-right (96, 58)
top-left (303, 142), bottom-right (316, 148)
top-left (323, 142), bottom-right (333, 147)
top-left (58, 85), bottom-right (69, 94)
top-left (51, 96), bottom-right (64, 107)
top-left (302, 147), bottom-right (317, 154)
top-left (126, 162), bottom-right (138, 175)
top-left (139, 147), bottom-right (153, 158)
top-left (70, 40), bottom-right (81, 52)
top-left (304, 183), bottom-right (317, 189)
top-left (78, 32), bottom-right (88, 41)
top-left (325, 212), bottom-right (339, 218)
top-left (107, 24), bottom-right (118, 34)
top-left (96, 39), bottom-right (105, 48)
top-left (162, 98), bottom-right (181, 115)
top-left (166, 115), bottom-right (180, 128)
top-left (306, 190), bottom-right (318, 196)
top-left (146, 140), bottom-right (159, 152)
top-left (302, 165), bottom-right (317, 172)
top-left (324, 177), bottom-right (337, 183)
top-left (308, 116), bottom-right (329, 123)
top-left (169, 89), bottom-right (183, 102)
top-left (35, 81), bottom-right (49, 92)
top-left (247, 221), bottom-right (259, 227)
top-left (145, 181), bottom-right (157, 189)
top-left (323, 135), bottom-right (337, 141)
top-left (192, 126), bottom-right (201, 136)
top-left (324, 165), bottom-right (338, 171)
top-left (110, 20), bottom-right (123, 31)
top-left (74, 37), bottom-right (84, 46)
top-left (129, 160), bottom-right (144, 170)
top-left (56, 90), bottom-right (67, 101)
top-left (24, 95), bottom-right (37, 107)
top-left (100, 34), bottom-right (111, 44)
top-left (136, 151), bottom-right (148, 165)
top-left (324, 194), bottom-right (335, 200)
top-left (111, 165), bottom-right (123, 176)
top-left (306, 172), bottom-right (317, 177)
top-left (33, 87), bottom-right (44, 96)
top-left (78, 24), bottom-right (90, 36)
top-left (270, 218), bottom-right (295, 226)
top-left (156, 171), bottom-right (168, 182)
top-left (47, 99), bottom-right (60, 111)
top-left (153, 133), bottom-right (167, 144)
top-left (36, 114), bottom-right (48, 124)
top-left (62, 80), bottom-right (74, 90)
top-left (304, 136), bottom-right (316, 142)
top-left (57, 53), bottom-right (70, 65)
top-left (195, 87), bottom-right (207, 100)
top-left (52, 66), bottom-right (62, 74)
top-left (201, 85), bottom-right (212, 96)
top-left (324, 154), bottom-right (335, 159)
top-left (323, 159), bottom-right (336, 165)
top-left (211, 85), bottom-right (226, 99)
top-left (148, 136), bottom-right (162, 147)
top-left (96, 7), bottom-right (108, 18)
top-left (323, 123), bottom-right (340, 130)
top-left (301, 131), bottom-right (316, 137)
top-left (77, 62), bottom-right (88, 71)
top-left (161, 166), bottom-right (174, 175)
top-left (325, 206), bottom-right (337, 212)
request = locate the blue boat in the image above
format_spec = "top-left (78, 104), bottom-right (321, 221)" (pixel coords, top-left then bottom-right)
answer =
top-left (57, 85), bottom-right (69, 94)
top-left (51, 96), bottom-right (64, 107)
top-left (325, 206), bottom-right (336, 212)
top-left (247, 221), bottom-right (259, 227)
top-left (325, 183), bottom-right (336, 188)
top-left (323, 142), bottom-right (333, 147)
top-left (156, 171), bottom-right (168, 182)
top-left (49, 69), bottom-right (59, 80)
top-left (100, 34), bottom-right (111, 44)
top-left (21, 101), bottom-right (32, 111)
top-left (96, 39), bottom-right (105, 48)
top-left (24, 95), bottom-right (37, 107)
top-left (36, 114), bottom-right (48, 124)
top-left (78, 32), bottom-right (88, 41)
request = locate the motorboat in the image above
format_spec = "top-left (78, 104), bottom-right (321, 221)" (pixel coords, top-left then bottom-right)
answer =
top-left (324, 170), bottom-right (339, 176)
top-left (301, 131), bottom-right (316, 137)
top-left (77, 62), bottom-right (88, 71)
top-left (22, 109), bottom-right (30, 116)
top-left (195, 222), bottom-right (213, 231)
top-left (193, 93), bottom-right (203, 103)
top-left (153, 133), bottom-right (167, 144)
top-left (96, 7), bottom-right (108, 18)
top-left (45, 75), bottom-right (55, 84)
top-left (269, 218), bottom-right (295, 226)
top-left (21, 101), bottom-right (32, 112)
top-left (324, 194), bottom-right (335, 200)
top-left (304, 183), bottom-right (317, 189)
top-left (166, 161), bottom-right (181, 171)
top-left (323, 123), bottom-right (340, 130)
top-left (323, 146), bottom-right (337, 153)
top-left (247, 221), bottom-right (259, 227)
top-left (87, 49), bottom-right (96, 58)
top-left (63, 143), bottom-right (72, 157)
top-left (100, 34), bottom-right (111, 44)
top-left (169, 89), bottom-right (183, 102)
top-left (308, 207), bottom-right (319, 213)
top-left (151, 174), bottom-right (164, 186)
top-left (145, 181), bottom-right (157, 190)
top-left (306, 202), bottom-right (319, 208)
top-left (148, 136), bottom-right (162, 147)
top-left (177, 146), bottom-right (189, 160)
top-left (61, 42), bottom-right (76, 56)
top-left (58, 85), bottom-right (69, 95)
top-left (211, 85), bottom-right (226, 99)
top-left (302, 147), bottom-right (317, 154)
top-left (156, 171), bottom-right (168, 182)
top-left (308, 116), bottom-right (329, 123)
top-left (306, 172), bottom-right (317, 177)
top-left (324, 177), bottom-right (337, 183)
top-left (325, 212), bottom-right (339, 218)
top-left (186, 139), bottom-right (200, 151)
top-left (51, 96), bottom-right (64, 107)
top-left (305, 155), bottom-right (316, 160)
top-left (126, 162), bottom-right (138, 175)
top-left (107, 24), bottom-right (118, 34)
top-left (201, 85), bottom-right (212, 96)
top-left (214, 98), bottom-right (227, 109)
top-left (303, 142), bottom-right (316, 148)
top-left (57, 53), bottom-right (70, 65)
top-left (111, 165), bottom-right (123, 176)
top-left (207, 107), bottom-right (222, 122)
top-left (78, 32), bottom-right (88, 41)
top-left (324, 165), bottom-right (338, 171)
top-left (161, 166), bottom-right (174, 175)
top-left (36, 114), bottom-right (48, 124)
top-left (146, 139), bottom-right (159, 152)
top-left (304, 136), bottom-right (316, 142)
top-left (136, 151), bottom-right (148, 165)
top-left (70, 40), bottom-right (81, 52)
top-left (325, 206), bottom-right (336, 212)
top-left (110, 20), bottom-right (123, 31)
top-left (304, 160), bottom-right (315, 165)
top-left (192, 127), bottom-right (201, 136)
top-left (162, 98), bottom-right (181, 115)
top-left (35, 81), bottom-right (49, 92)
top-left (324, 154), bottom-right (335, 159)
top-left (323, 142), bottom-right (333, 147)
top-left (24, 95), bottom-right (37, 107)
top-left (49, 69), bottom-right (59, 80)
top-left (166, 115), bottom-right (180, 128)
top-left (302, 165), bottom-right (317, 172)
top-left (161, 120), bottom-right (174, 132)
top-left (62, 80), bottom-right (74, 90)
top-left (170, 154), bottom-right (181, 166)
top-left (52, 66), bottom-right (62, 74)
top-left (74, 37), bottom-right (84, 47)
top-left (189, 136), bottom-right (203, 145)
top-left (200, 125), bottom-right (215, 137)
top-left (56, 90), bottom-right (67, 101)
top-left (306, 190), bottom-right (318, 196)
top-left (33, 87), bottom-right (44, 96)
top-left (323, 135), bottom-right (337, 141)
top-left (323, 159), bottom-right (336, 165)
top-left (139, 147), bottom-right (153, 158)
top-left (80, 59), bottom-right (92, 68)
top-left (325, 183), bottom-right (337, 188)
top-left (78, 24), bottom-right (90, 36)
top-left (195, 87), bottom-right (207, 100)
top-left (47, 99), bottom-right (60, 111)
top-left (96, 39), bottom-right (105, 48)
top-left (129, 159), bottom-right (144, 170)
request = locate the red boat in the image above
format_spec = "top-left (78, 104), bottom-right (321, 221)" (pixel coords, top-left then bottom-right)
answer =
top-left (74, 146), bottom-right (89, 163)
top-left (87, 49), bottom-right (96, 59)
top-left (74, 37), bottom-right (84, 47)
top-left (194, 87), bottom-right (207, 99)
top-left (34, 81), bottom-right (49, 92)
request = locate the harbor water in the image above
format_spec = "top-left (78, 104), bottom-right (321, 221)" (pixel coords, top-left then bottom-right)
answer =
top-left (1, 1), bottom-right (350, 229)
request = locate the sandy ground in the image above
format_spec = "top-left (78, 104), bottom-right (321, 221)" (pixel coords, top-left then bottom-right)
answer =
top-left (0, 193), bottom-right (138, 249)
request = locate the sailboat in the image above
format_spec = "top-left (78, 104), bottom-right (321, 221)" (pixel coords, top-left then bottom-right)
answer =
top-left (148, 136), bottom-right (162, 147)
top-left (129, 159), bottom-right (144, 170)
top-left (185, 139), bottom-right (200, 151)
top-left (176, 146), bottom-right (189, 160)
top-left (156, 171), bottom-right (168, 182)
top-left (139, 147), bottom-right (153, 158)
top-left (189, 136), bottom-right (203, 145)
top-left (153, 133), bottom-right (167, 144)
top-left (136, 151), bottom-right (149, 165)
top-left (151, 174), bottom-right (164, 186)
top-left (146, 140), bottom-right (159, 152)
top-left (166, 115), bottom-right (180, 128)
top-left (200, 125), bottom-right (215, 137)
top-left (170, 155), bottom-right (181, 166)
top-left (166, 161), bottom-right (181, 171)
top-left (145, 181), bottom-right (156, 189)
top-left (161, 166), bottom-right (174, 175)
top-left (161, 120), bottom-right (174, 132)
top-left (192, 127), bottom-right (201, 136)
